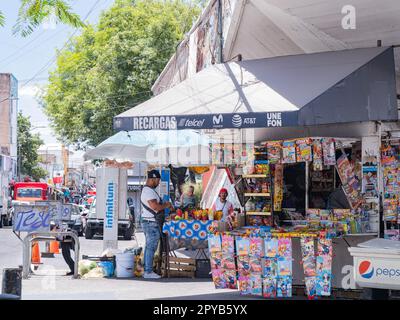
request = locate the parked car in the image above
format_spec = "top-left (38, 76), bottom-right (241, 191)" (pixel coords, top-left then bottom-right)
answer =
top-left (0, 198), bottom-right (13, 228)
top-left (66, 204), bottom-right (85, 236)
top-left (84, 197), bottom-right (135, 240)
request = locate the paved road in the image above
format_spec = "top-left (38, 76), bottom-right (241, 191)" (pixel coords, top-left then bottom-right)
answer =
top-left (0, 227), bottom-right (258, 300)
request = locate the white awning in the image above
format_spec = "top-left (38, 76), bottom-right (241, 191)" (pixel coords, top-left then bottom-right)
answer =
top-left (114, 46), bottom-right (397, 131)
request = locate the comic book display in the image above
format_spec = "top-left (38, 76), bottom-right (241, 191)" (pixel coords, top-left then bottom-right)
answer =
top-left (300, 237), bottom-right (316, 298)
top-left (282, 140), bottom-right (296, 164)
top-left (381, 144), bottom-right (400, 239)
top-left (315, 237), bottom-right (333, 296)
top-left (336, 154), bottom-right (363, 209)
top-left (266, 141), bottom-right (282, 164)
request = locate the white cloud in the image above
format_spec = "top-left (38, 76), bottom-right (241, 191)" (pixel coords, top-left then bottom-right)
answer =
top-left (19, 84), bottom-right (41, 97)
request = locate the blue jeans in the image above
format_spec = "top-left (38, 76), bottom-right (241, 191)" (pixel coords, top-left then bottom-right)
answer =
top-left (142, 220), bottom-right (161, 273)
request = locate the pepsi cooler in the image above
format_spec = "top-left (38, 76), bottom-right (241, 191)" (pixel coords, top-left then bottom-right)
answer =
top-left (348, 238), bottom-right (400, 290)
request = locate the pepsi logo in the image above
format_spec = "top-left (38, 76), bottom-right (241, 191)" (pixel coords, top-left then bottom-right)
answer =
top-left (232, 114), bottom-right (242, 128)
top-left (359, 260), bottom-right (374, 279)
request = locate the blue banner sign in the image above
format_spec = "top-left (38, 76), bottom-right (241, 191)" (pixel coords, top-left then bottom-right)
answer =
top-left (113, 111), bottom-right (299, 131)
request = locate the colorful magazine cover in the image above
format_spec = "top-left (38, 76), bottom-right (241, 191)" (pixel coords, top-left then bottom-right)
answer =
top-left (300, 237), bottom-right (316, 277)
top-left (212, 269), bottom-right (227, 289)
top-left (264, 237), bottom-right (279, 257)
top-left (313, 139), bottom-right (323, 171)
top-left (316, 255), bottom-right (332, 272)
top-left (210, 252), bottom-right (222, 270)
top-left (306, 209), bottom-right (320, 221)
top-left (282, 140), bottom-right (296, 164)
top-left (316, 270), bottom-right (332, 296)
top-left (249, 256), bottom-right (263, 273)
top-left (249, 237), bottom-right (263, 258)
top-left (267, 141), bottom-right (282, 164)
top-left (223, 269), bottom-right (238, 289)
top-left (238, 276), bottom-right (251, 295)
top-left (263, 258), bottom-right (278, 278)
top-left (319, 210), bottom-right (332, 220)
top-left (322, 138), bottom-right (336, 166)
top-left (237, 255), bottom-right (251, 275)
top-left (296, 138), bottom-right (312, 162)
top-left (236, 237), bottom-right (250, 256)
top-left (208, 234), bottom-right (222, 254)
top-left (221, 234), bottom-right (235, 255)
top-left (305, 276), bottom-right (317, 298)
top-left (221, 255), bottom-right (236, 270)
top-left (250, 275), bottom-right (263, 296)
top-left (277, 257), bottom-right (292, 276)
top-left (278, 237), bottom-right (292, 258)
top-left (263, 277), bottom-right (277, 298)
top-left (318, 238), bottom-right (333, 257)
top-left (277, 276), bottom-right (292, 298)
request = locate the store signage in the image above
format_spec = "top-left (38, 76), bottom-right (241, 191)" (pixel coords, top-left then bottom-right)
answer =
top-left (114, 111), bottom-right (299, 131)
top-left (105, 182), bottom-right (116, 229)
top-left (13, 205), bottom-right (52, 232)
top-left (355, 258), bottom-right (400, 288)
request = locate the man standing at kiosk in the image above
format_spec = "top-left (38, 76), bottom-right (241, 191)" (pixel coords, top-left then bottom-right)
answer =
top-left (140, 170), bottom-right (173, 279)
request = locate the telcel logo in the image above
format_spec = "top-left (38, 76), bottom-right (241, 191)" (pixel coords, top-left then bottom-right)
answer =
top-left (359, 260), bottom-right (374, 279)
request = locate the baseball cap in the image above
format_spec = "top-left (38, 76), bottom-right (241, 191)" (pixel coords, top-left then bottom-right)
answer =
top-left (147, 169), bottom-right (161, 179)
top-left (219, 188), bottom-right (228, 195)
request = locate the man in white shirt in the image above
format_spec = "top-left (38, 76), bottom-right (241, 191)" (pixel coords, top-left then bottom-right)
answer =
top-left (141, 170), bottom-right (173, 279)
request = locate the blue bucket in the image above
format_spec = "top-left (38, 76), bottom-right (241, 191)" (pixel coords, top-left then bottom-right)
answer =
top-left (98, 261), bottom-right (115, 277)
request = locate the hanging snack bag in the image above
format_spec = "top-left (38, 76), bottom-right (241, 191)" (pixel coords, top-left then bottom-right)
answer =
top-left (313, 139), bottom-right (323, 171)
top-left (267, 141), bottom-right (282, 164)
top-left (264, 237), bottom-right (279, 258)
top-left (223, 269), bottom-right (238, 289)
top-left (296, 138), bottom-right (312, 162)
top-left (322, 138), bottom-right (336, 166)
top-left (208, 234), bottom-right (222, 254)
top-left (250, 275), bottom-right (263, 296)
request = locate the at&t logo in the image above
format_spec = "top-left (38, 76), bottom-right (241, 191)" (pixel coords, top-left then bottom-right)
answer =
top-left (359, 260), bottom-right (374, 279)
top-left (232, 114), bottom-right (242, 128)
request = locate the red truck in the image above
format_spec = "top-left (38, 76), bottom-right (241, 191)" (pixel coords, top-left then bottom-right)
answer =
top-left (13, 182), bottom-right (49, 202)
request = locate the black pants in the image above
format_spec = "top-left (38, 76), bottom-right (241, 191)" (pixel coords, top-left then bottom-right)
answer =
top-left (61, 241), bottom-right (75, 273)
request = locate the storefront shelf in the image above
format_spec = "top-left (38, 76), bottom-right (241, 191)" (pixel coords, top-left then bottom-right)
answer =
top-left (244, 193), bottom-right (270, 197)
top-left (242, 174), bottom-right (268, 178)
top-left (246, 211), bottom-right (272, 216)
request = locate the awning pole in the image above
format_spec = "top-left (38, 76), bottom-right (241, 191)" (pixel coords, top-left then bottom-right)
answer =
top-left (305, 161), bottom-right (309, 212)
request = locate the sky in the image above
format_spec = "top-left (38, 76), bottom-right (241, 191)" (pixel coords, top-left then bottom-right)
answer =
top-left (0, 0), bottom-right (115, 164)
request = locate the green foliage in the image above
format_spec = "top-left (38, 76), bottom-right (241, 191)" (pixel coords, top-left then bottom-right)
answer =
top-left (31, 166), bottom-right (48, 181)
top-left (42, 0), bottom-right (201, 148)
top-left (13, 0), bottom-right (85, 37)
top-left (17, 112), bottom-right (45, 179)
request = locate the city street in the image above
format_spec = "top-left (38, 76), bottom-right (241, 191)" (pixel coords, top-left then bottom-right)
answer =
top-left (0, 227), bottom-right (255, 300)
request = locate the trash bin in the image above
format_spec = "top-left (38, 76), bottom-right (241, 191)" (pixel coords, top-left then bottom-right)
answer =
top-left (348, 238), bottom-right (400, 290)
